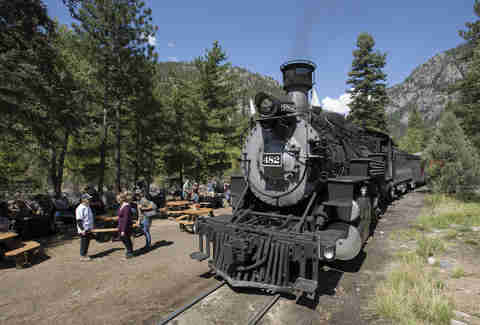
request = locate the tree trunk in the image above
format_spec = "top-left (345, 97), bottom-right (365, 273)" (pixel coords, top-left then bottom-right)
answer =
top-left (55, 130), bottom-right (70, 198)
top-left (146, 150), bottom-right (152, 195)
top-left (97, 104), bottom-right (108, 197)
top-left (134, 121), bottom-right (140, 187)
top-left (115, 103), bottom-right (122, 193)
top-left (49, 147), bottom-right (58, 198)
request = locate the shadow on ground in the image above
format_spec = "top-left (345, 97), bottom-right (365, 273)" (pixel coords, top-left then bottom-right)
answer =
top-left (90, 247), bottom-right (123, 259)
top-left (134, 240), bottom-right (174, 257)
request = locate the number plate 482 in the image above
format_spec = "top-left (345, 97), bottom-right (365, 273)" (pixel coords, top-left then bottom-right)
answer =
top-left (262, 153), bottom-right (282, 167)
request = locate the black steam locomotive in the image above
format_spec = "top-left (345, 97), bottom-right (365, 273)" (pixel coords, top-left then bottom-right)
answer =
top-left (191, 60), bottom-right (425, 297)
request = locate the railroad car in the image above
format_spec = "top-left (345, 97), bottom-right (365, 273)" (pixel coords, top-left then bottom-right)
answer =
top-left (191, 60), bottom-right (425, 298)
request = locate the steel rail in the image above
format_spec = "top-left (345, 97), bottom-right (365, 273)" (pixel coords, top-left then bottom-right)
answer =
top-left (247, 293), bottom-right (281, 325)
top-left (157, 281), bottom-right (225, 325)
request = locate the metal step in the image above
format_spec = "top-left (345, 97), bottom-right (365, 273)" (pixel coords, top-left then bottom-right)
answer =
top-left (293, 277), bottom-right (318, 294)
top-left (190, 251), bottom-right (209, 261)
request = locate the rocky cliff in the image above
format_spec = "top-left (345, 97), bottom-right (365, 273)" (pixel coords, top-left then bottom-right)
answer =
top-left (386, 42), bottom-right (473, 137)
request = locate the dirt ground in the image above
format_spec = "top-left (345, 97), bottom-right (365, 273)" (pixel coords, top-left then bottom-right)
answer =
top-left (1, 191), bottom-right (476, 325)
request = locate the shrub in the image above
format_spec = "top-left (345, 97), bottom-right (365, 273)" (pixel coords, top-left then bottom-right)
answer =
top-left (424, 112), bottom-right (480, 194)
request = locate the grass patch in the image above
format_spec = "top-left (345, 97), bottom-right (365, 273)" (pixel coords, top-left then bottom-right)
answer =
top-left (370, 254), bottom-right (454, 325)
top-left (416, 194), bottom-right (480, 230)
top-left (443, 229), bottom-right (458, 240)
top-left (389, 228), bottom-right (421, 242)
top-left (393, 250), bottom-right (417, 262)
top-left (451, 267), bottom-right (466, 279)
top-left (416, 236), bottom-right (446, 260)
top-left (368, 193), bottom-right (479, 324)
top-left (464, 239), bottom-right (478, 246)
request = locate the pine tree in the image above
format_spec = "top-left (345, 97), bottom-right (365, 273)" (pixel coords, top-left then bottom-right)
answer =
top-left (459, 0), bottom-right (480, 44)
top-left (158, 71), bottom-right (199, 184)
top-left (424, 111), bottom-right (480, 193)
top-left (398, 105), bottom-right (426, 153)
top-left (193, 41), bottom-right (237, 179)
top-left (64, 0), bottom-right (157, 193)
top-left (346, 33), bottom-right (388, 132)
top-left (446, 1), bottom-right (480, 152)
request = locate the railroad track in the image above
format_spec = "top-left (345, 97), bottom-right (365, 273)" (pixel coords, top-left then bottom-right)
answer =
top-left (157, 281), bottom-right (282, 325)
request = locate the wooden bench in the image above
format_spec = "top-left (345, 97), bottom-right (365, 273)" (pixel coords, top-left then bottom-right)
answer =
top-left (96, 215), bottom-right (119, 222)
top-left (4, 241), bottom-right (40, 257)
top-left (0, 232), bottom-right (18, 242)
top-left (90, 225), bottom-right (141, 244)
top-left (91, 224), bottom-right (140, 233)
top-left (172, 208), bottom-right (213, 233)
top-left (91, 228), bottom-right (118, 233)
top-left (3, 240), bottom-right (41, 269)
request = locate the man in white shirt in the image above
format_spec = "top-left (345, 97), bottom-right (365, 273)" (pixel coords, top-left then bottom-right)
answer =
top-left (76, 193), bottom-right (94, 261)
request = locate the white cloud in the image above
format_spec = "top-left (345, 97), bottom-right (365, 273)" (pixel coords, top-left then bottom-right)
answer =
top-left (168, 56), bottom-right (178, 62)
top-left (148, 35), bottom-right (156, 46)
top-left (321, 93), bottom-right (352, 115)
top-left (167, 41), bottom-right (176, 48)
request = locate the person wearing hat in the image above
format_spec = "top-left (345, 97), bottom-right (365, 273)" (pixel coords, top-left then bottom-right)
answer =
top-left (76, 193), bottom-right (95, 261)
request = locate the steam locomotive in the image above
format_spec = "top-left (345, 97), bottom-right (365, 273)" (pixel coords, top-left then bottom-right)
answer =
top-left (190, 60), bottom-right (425, 298)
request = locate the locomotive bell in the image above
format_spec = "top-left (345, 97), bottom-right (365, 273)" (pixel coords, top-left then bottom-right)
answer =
top-left (280, 60), bottom-right (316, 113)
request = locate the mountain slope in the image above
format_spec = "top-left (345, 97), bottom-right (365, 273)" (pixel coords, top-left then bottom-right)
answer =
top-left (386, 43), bottom-right (473, 137)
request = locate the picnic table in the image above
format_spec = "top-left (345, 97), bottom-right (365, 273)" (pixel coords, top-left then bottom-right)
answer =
top-left (0, 231), bottom-right (41, 268)
top-left (92, 214), bottom-right (142, 243)
top-left (169, 207), bottom-right (213, 233)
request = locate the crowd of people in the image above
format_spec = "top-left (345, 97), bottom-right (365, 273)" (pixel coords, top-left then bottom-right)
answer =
top-left (2, 177), bottom-right (230, 261)
top-left (75, 189), bottom-right (156, 261)
top-left (182, 178), bottom-right (231, 205)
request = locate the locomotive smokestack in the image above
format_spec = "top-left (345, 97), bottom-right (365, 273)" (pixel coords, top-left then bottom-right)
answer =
top-left (280, 60), bottom-right (316, 113)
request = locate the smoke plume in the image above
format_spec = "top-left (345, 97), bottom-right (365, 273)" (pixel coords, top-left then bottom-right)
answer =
top-left (289, 1), bottom-right (335, 59)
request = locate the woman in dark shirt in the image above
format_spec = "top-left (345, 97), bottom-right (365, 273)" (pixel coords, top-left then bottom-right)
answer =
top-left (117, 192), bottom-right (134, 259)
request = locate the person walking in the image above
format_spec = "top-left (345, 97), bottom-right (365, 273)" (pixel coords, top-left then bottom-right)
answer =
top-left (117, 192), bottom-right (134, 259)
top-left (76, 193), bottom-right (94, 261)
top-left (137, 191), bottom-right (156, 250)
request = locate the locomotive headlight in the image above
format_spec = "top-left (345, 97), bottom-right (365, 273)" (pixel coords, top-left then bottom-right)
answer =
top-left (323, 246), bottom-right (335, 260)
top-left (255, 92), bottom-right (280, 117)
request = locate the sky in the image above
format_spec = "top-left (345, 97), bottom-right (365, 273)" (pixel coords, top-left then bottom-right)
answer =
top-left (44, 0), bottom-right (478, 114)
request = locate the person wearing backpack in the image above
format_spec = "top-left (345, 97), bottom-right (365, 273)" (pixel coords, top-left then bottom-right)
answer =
top-left (137, 191), bottom-right (156, 250)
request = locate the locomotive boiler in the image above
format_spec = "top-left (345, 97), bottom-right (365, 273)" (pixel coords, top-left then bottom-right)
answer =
top-left (190, 60), bottom-right (424, 297)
